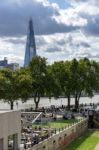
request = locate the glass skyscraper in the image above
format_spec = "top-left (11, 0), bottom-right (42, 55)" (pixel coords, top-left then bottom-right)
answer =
top-left (24, 19), bottom-right (36, 66)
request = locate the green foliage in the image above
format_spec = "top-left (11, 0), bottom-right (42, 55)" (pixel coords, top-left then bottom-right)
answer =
top-left (16, 68), bottom-right (32, 102)
top-left (29, 56), bottom-right (47, 95)
top-left (46, 64), bottom-right (61, 98)
top-left (0, 74), bottom-right (7, 99)
top-left (49, 61), bottom-right (72, 109)
top-left (0, 57), bottom-right (99, 110)
top-left (0, 68), bottom-right (32, 109)
top-left (29, 56), bottom-right (48, 110)
top-left (0, 68), bottom-right (18, 102)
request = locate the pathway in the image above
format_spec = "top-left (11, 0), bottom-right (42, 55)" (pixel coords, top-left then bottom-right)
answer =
top-left (94, 143), bottom-right (99, 150)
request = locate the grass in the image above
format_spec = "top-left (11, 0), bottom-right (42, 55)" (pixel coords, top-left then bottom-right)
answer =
top-left (64, 130), bottom-right (99, 150)
top-left (33, 118), bottom-right (78, 129)
top-left (47, 119), bottom-right (77, 128)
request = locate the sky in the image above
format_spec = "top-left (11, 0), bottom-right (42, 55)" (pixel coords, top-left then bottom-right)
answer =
top-left (0, 0), bottom-right (99, 66)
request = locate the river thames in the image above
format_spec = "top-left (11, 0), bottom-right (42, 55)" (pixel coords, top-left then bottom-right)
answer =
top-left (0, 95), bottom-right (99, 110)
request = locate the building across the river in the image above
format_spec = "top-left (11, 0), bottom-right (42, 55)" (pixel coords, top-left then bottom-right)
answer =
top-left (24, 18), bottom-right (37, 67)
top-left (0, 57), bottom-right (19, 70)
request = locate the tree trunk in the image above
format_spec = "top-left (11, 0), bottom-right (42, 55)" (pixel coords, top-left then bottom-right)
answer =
top-left (78, 99), bottom-right (79, 111)
top-left (77, 91), bottom-right (82, 111)
top-left (35, 101), bottom-right (39, 111)
top-left (75, 96), bottom-right (78, 112)
top-left (75, 91), bottom-right (82, 112)
top-left (10, 101), bottom-right (14, 110)
top-left (34, 96), bottom-right (40, 111)
top-left (67, 96), bottom-right (70, 110)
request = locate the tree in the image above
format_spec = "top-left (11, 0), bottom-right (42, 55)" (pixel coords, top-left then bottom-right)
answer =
top-left (15, 68), bottom-right (32, 102)
top-left (49, 61), bottom-right (65, 98)
top-left (64, 61), bottom-right (73, 110)
top-left (69, 58), bottom-right (97, 111)
top-left (1, 68), bottom-right (18, 110)
top-left (69, 59), bottom-right (82, 111)
top-left (0, 73), bottom-right (7, 100)
top-left (89, 61), bottom-right (99, 93)
top-left (50, 61), bottom-right (72, 110)
top-left (29, 56), bottom-right (47, 110)
top-left (45, 64), bottom-right (61, 99)
top-left (0, 68), bottom-right (32, 110)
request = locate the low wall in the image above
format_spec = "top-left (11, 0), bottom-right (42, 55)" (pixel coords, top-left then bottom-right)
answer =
top-left (29, 119), bottom-right (88, 150)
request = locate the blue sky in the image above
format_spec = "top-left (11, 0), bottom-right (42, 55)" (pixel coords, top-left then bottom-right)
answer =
top-left (49, 0), bottom-right (70, 9)
top-left (0, 0), bottom-right (99, 66)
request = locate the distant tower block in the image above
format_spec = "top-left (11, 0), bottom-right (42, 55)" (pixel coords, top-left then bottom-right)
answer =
top-left (24, 19), bottom-right (36, 66)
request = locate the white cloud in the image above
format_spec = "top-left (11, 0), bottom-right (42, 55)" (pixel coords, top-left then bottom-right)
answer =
top-left (0, 37), bottom-right (25, 65)
top-left (52, 7), bottom-right (87, 26)
top-left (0, 0), bottom-right (99, 65)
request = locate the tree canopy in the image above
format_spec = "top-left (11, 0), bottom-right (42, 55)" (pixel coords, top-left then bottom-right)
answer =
top-left (0, 56), bottom-right (99, 111)
top-left (29, 56), bottom-right (48, 110)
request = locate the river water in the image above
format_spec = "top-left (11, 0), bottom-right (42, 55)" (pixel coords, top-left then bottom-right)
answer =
top-left (0, 95), bottom-right (99, 110)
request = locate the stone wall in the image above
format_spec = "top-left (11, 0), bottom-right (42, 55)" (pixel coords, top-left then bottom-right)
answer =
top-left (29, 119), bottom-right (88, 150)
top-left (0, 110), bottom-right (21, 150)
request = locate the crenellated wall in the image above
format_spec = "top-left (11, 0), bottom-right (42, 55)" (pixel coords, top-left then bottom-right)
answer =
top-left (29, 119), bottom-right (88, 150)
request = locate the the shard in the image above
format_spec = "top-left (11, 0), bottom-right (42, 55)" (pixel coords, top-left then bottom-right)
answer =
top-left (24, 19), bottom-right (36, 66)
